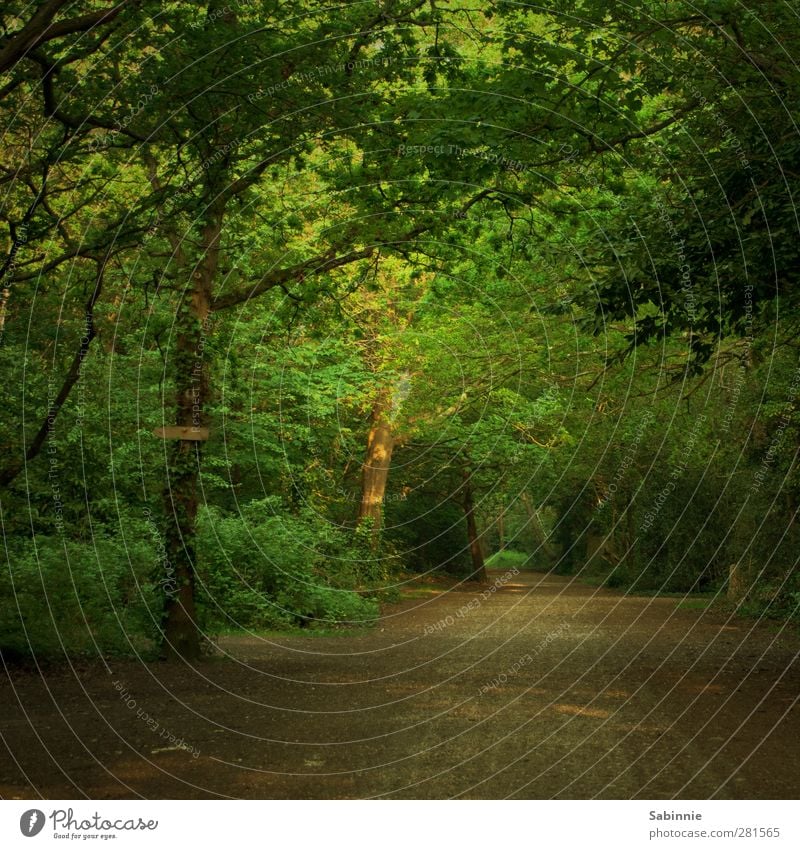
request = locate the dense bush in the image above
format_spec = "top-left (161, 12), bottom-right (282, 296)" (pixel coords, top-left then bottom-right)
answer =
top-left (592, 471), bottom-right (730, 593)
top-left (545, 352), bottom-right (800, 607)
top-left (196, 500), bottom-right (380, 630)
top-left (485, 550), bottom-right (531, 571)
top-left (0, 499), bottom-right (387, 659)
top-left (0, 526), bottom-right (161, 660)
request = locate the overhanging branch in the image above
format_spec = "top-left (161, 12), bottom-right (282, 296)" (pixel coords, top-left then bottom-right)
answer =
top-left (0, 1), bottom-right (128, 76)
top-left (212, 189), bottom-right (498, 311)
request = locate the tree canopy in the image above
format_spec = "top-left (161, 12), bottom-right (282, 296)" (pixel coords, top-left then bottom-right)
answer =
top-left (2, 0), bottom-right (798, 661)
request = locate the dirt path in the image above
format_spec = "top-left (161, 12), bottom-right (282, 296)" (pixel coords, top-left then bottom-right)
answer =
top-left (2, 570), bottom-right (799, 799)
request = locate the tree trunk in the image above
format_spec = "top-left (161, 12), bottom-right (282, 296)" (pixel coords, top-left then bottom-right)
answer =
top-left (161, 207), bottom-right (221, 661)
top-left (462, 468), bottom-right (488, 583)
top-left (0, 286), bottom-right (9, 338)
top-left (520, 493), bottom-right (557, 561)
top-left (357, 398), bottom-right (395, 536)
top-left (728, 560), bottom-right (749, 602)
top-left (497, 500), bottom-right (505, 551)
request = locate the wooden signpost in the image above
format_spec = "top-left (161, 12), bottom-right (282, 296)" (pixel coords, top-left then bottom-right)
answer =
top-left (153, 426), bottom-right (210, 441)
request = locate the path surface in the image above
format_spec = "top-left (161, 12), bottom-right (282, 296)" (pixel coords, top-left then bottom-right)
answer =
top-left (1, 571), bottom-right (799, 799)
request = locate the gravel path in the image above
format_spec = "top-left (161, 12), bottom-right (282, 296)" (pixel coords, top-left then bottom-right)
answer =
top-left (2, 570), bottom-right (799, 798)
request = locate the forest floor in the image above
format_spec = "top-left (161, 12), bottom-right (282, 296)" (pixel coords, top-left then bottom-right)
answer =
top-left (1, 570), bottom-right (799, 799)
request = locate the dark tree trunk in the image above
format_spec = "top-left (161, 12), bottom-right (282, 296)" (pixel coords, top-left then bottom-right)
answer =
top-left (520, 493), bottom-right (558, 561)
top-left (497, 500), bottom-right (506, 551)
top-left (462, 468), bottom-right (487, 583)
top-left (160, 207), bottom-right (221, 661)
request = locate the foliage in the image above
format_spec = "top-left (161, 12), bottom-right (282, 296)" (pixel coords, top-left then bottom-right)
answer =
top-left (485, 550), bottom-right (531, 571)
top-left (384, 493), bottom-right (471, 575)
top-left (0, 527), bottom-right (161, 660)
top-left (196, 501), bottom-right (379, 630)
top-left (1, 0), bottom-right (798, 659)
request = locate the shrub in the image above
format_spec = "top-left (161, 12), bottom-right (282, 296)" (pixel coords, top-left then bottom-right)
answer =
top-left (0, 527), bottom-right (161, 660)
top-left (485, 550), bottom-right (532, 570)
top-left (196, 500), bottom-right (379, 630)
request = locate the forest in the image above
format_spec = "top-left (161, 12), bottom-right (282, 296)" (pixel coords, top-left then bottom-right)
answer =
top-left (1, 0), bottom-right (800, 803)
top-left (2, 0), bottom-right (799, 663)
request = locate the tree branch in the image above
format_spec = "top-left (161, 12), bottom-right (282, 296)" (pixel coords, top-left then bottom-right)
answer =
top-left (0, 258), bottom-right (106, 489)
top-left (213, 188), bottom-right (495, 310)
top-left (212, 245), bottom-right (376, 311)
top-left (0, 1), bottom-right (128, 76)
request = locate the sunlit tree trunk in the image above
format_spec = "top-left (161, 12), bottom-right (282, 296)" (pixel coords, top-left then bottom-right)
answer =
top-left (357, 397), bottom-right (395, 536)
top-left (0, 287), bottom-right (9, 337)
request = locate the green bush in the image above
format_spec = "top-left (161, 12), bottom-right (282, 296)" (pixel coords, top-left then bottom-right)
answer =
top-left (0, 500), bottom-right (385, 658)
top-left (196, 500), bottom-right (379, 630)
top-left (485, 550), bottom-right (532, 570)
top-left (0, 528), bottom-right (161, 660)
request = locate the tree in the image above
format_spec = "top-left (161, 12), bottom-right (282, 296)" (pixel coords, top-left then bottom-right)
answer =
top-left (576, 0), bottom-right (800, 365)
